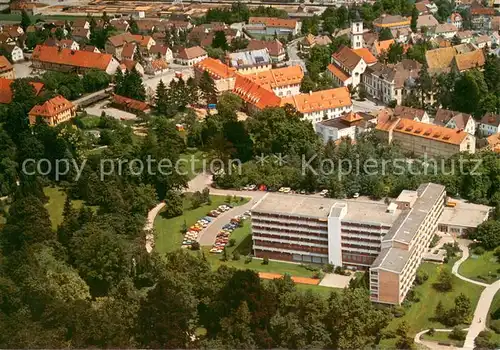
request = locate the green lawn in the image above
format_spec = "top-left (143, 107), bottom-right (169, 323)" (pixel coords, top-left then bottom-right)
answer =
top-left (487, 291), bottom-right (500, 344)
top-left (179, 149), bottom-right (206, 180)
top-left (154, 194), bottom-right (248, 254)
top-left (421, 331), bottom-right (464, 347)
top-left (380, 260), bottom-right (484, 342)
top-left (459, 249), bottom-right (500, 284)
top-left (44, 187), bottom-right (87, 230)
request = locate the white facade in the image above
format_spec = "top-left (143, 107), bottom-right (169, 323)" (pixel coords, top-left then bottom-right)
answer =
top-left (479, 122), bottom-right (500, 136)
top-left (9, 45), bottom-right (23, 62)
top-left (176, 54), bottom-right (208, 66)
top-left (328, 203), bottom-right (346, 266)
top-left (303, 105), bottom-right (353, 124)
top-left (444, 117), bottom-right (476, 135)
top-left (272, 83), bottom-right (301, 97)
top-left (105, 58), bottom-right (120, 75)
top-left (315, 122), bottom-right (357, 143)
top-left (351, 20), bottom-right (363, 49)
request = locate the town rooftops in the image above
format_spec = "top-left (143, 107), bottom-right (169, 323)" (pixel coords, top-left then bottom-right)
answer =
top-left (0, 78), bottom-right (44, 104)
top-left (382, 183), bottom-right (446, 245)
top-left (29, 95), bottom-right (74, 118)
top-left (194, 57), bottom-right (236, 79)
top-left (417, 14), bottom-right (439, 28)
top-left (318, 111), bottom-right (374, 130)
top-left (453, 49), bottom-right (485, 71)
top-left (107, 33), bottom-right (153, 47)
top-left (394, 105), bottom-right (426, 120)
top-left (480, 112), bottom-right (500, 127)
top-left (233, 73), bottom-right (281, 110)
top-left (366, 60), bottom-right (421, 88)
top-left (246, 65), bottom-right (304, 90)
top-left (177, 46), bottom-right (207, 60)
top-left (280, 87), bottom-right (352, 114)
top-left (434, 23), bottom-right (458, 34)
top-left (470, 6), bottom-right (495, 15)
top-left (248, 17), bottom-right (297, 29)
top-left (32, 45), bottom-right (114, 71)
top-left (332, 45), bottom-right (362, 70)
top-left (376, 117), bottom-right (470, 145)
top-left (247, 39), bottom-right (284, 57)
top-left (475, 34), bottom-right (491, 44)
top-left (229, 48), bottom-right (271, 68)
top-left (373, 39), bottom-right (395, 55)
top-left (353, 48), bottom-right (377, 64)
top-left (373, 14), bottom-right (411, 28)
top-left (112, 93), bottom-right (149, 112)
top-left (0, 55), bottom-right (13, 74)
top-left (303, 34), bottom-right (332, 46)
top-left (327, 63), bottom-right (351, 82)
top-left (434, 108), bottom-right (473, 129)
top-left (457, 30), bottom-right (473, 39)
top-left (150, 44), bottom-right (169, 56)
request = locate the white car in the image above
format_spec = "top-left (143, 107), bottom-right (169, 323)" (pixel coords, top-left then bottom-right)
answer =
top-left (282, 187), bottom-right (291, 193)
top-left (320, 189), bottom-right (329, 196)
top-left (353, 192), bottom-right (360, 198)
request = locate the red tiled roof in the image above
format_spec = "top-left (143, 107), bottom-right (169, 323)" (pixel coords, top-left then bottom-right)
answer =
top-left (112, 93), bottom-right (149, 111)
top-left (233, 74), bottom-right (281, 110)
top-left (247, 39), bottom-right (284, 57)
top-left (353, 48), bottom-right (377, 64)
top-left (327, 63), bottom-right (350, 82)
top-left (32, 45), bottom-right (113, 71)
top-left (0, 55), bottom-right (13, 74)
top-left (246, 65), bottom-right (304, 90)
top-left (107, 33), bottom-right (153, 47)
top-left (29, 95), bottom-right (74, 118)
top-left (280, 87), bottom-right (352, 114)
top-left (177, 46), bottom-right (207, 60)
top-left (0, 78), bottom-right (44, 104)
top-left (195, 57), bottom-right (236, 79)
top-left (332, 46), bottom-right (362, 70)
top-left (122, 42), bottom-right (136, 58)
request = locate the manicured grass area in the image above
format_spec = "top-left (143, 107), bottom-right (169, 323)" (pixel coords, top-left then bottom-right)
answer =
top-left (422, 331), bottom-right (464, 347)
top-left (76, 114), bottom-right (102, 129)
top-left (179, 149), bottom-right (206, 180)
top-left (459, 249), bottom-right (500, 284)
top-left (44, 187), bottom-right (88, 230)
top-left (295, 283), bottom-right (337, 298)
top-left (154, 194), bottom-right (248, 254)
top-left (381, 260), bottom-right (484, 339)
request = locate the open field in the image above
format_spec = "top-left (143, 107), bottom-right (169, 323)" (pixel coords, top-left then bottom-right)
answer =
top-left (459, 249), bottom-right (500, 284)
top-left (380, 260), bottom-right (484, 347)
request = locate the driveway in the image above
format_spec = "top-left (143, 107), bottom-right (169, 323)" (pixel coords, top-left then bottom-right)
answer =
top-left (84, 100), bottom-right (137, 120)
top-left (352, 98), bottom-right (385, 113)
top-left (14, 61), bottom-right (34, 79)
top-left (286, 39), bottom-right (307, 73)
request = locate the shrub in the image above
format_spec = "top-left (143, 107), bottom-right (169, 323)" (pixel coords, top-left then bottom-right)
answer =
top-left (228, 238), bottom-right (236, 247)
top-left (450, 327), bottom-right (466, 341)
top-left (429, 234), bottom-right (440, 248)
top-left (428, 328), bottom-right (435, 336)
top-left (406, 289), bottom-right (420, 303)
top-left (190, 241), bottom-right (200, 251)
top-left (490, 320), bottom-right (500, 334)
top-left (473, 246), bottom-right (486, 256)
top-left (232, 251), bottom-right (240, 261)
top-left (475, 331), bottom-right (495, 349)
top-left (392, 306), bottom-right (406, 318)
top-left (494, 247), bottom-right (500, 259)
top-left (245, 255), bottom-right (252, 264)
top-left (262, 256), bottom-right (269, 265)
top-left (313, 270), bottom-right (324, 279)
top-left (415, 270), bottom-right (429, 285)
top-left (323, 264), bottom-right (334, 273)
top-left (433, 269), bottom-right (453, 292)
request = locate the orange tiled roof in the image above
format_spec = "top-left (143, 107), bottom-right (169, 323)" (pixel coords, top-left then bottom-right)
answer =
top-left (280, 87), bottom-right (352, 114)
top-left (29, 95), bottom-right (74, 118)
top-left (453, 49), bottom-right (485, 71)
top-left (195, 57), bottom-right (236, 80)
top-left (376, 117), bottom-right (469, 145)
top-left (0, 78), bottom-right (44, 104)
top-left (246, 65), bottom-right (304, 91)
top-left (107, 33), bottom-right (153, 48)
top-left (327, 63), bottom-right (351, 82)
top-left (32, 45), bottom-right (113, 71)
top-left (374, 39), bottom-right (395, 55)
top-left (353, 48), bottom-right (377, 64)
top-left (112, 93), bottom-right (149, 111)
top-left (248, 17), bottom-right (297, 29)
top-left (233, 74), bottom-right (281, 110)
top-left (0, 55), bottom-right (13, 73)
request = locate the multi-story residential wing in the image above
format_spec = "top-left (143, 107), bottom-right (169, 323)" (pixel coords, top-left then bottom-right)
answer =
top-left (232, 73), bottom-right (282, 112)
top-left (373, 14), bottom-right (411, 32)
top-left (246, 17), bottom-right (300, 36)
top-left (470, 4), bottom-right (495, 31)
top-left (370, 183), bottom-right (446, 305)
top-left (175, 46), bottom-right (208, 66)
top-left (448, 12), bottom-right (463, 28)
top-left (327, 46), bottom-right (376, 88)
top-left (194, 57), bottom-right (237, 93)
top-left (315, 111), bottom-right (376, 143)
top-left (247, 39), bottom-right (286, 64)
top-left (227, 49), bottom-right (272, 75)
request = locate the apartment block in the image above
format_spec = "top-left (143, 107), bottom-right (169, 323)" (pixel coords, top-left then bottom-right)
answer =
top-left (370, 183), bottom-right (445, 305)
top-left (251, 194), bottom-right (400, 269)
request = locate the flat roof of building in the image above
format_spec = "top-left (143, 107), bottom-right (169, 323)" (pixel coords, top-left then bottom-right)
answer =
top-left (252, 193), bottom-right (400, 224)
top-left (439, 200), bottom-right (491, 228)
top-left (372, 247), bottom-right (410, 273)
top-left (383, 183), bottom-right (446, 244)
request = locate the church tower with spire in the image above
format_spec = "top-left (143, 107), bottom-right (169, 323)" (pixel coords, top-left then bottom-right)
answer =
top-left (350, 11), bottom-right (363, 49)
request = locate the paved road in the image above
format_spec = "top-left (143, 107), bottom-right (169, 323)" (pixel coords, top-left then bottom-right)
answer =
top-left (352, 98), bottom-right (385, 114)
top-left (144, 202), bottom-right (166, 253)
top-left (286, 39), bottom-right (307, 73)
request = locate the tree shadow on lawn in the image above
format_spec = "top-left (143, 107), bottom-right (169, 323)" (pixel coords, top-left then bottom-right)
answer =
top-left (234, 234), bottom-right (252, 256)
